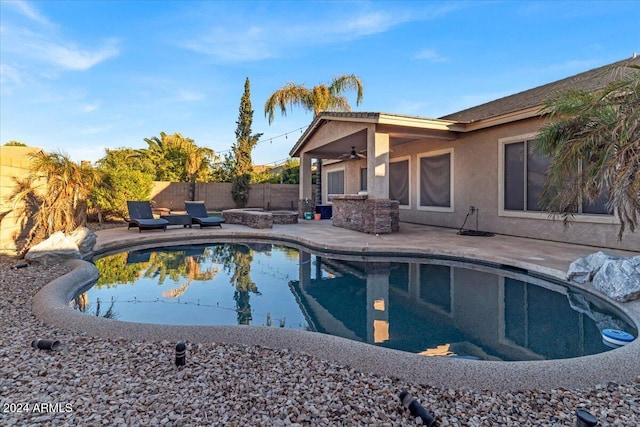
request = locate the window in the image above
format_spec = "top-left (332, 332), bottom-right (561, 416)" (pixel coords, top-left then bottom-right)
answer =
top-left (326, 169), bottom-right (344, 201)
top-left (360, 167), bottom-right (367, 192)
top-left (418, 149), bottom-right (453, 211)
top-left (389, 158), bottom-right (409, 206)
top-left (582, 190), bottom-right (610, 214)
top-left (502, 139), bottom-right (612, 215)
top-left (503, 140), bottom-right (550, 211)
top-left (419, 264), bottom-right (451, 313)
top-left (580, 161), bottom-right (611, 214)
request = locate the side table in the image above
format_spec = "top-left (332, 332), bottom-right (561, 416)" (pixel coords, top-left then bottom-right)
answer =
top-left (160, 214), bottom-right (192, 228)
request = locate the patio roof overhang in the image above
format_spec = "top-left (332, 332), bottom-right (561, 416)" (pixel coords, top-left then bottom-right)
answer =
top-left (289, 112), bottom-right (466, 160)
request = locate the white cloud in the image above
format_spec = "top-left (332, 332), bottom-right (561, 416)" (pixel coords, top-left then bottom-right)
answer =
top-left (344, 11), bottom-right (404, 36)
top-left (179, 4), bottom-right (458, 62)
top-left (6, 0), bottom-right (54, 27)
top-left (43, 39), bottom-right (120, 70)
top-left (2, 3), bottom-right (120, 72)
top-left (414, 49), bottom-right (448, 63)
top-left (78, 124), bottom-right (115, 136)
top-left (81, 102), bottom-right (101, 113)
top-left (182, 26), bottom-right (274, 62)
top-left (0, 63), bottom-right (22, 86)
top-left (177, 89), bottom-right (205, 102)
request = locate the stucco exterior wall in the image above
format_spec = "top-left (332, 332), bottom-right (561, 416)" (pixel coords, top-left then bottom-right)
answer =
top-left (322, 160), bottom-right (366, 203)
top-left (389, 118), bottom-right (639, 251)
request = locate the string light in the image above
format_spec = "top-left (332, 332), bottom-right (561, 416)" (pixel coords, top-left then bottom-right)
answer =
top-left (85, 297), bottom-right (309, 329)
top-left (213, 125), bottom-right (307, 155)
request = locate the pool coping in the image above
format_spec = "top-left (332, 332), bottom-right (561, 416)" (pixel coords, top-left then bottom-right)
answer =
top-left (32, 224), bottom-right (640, 391)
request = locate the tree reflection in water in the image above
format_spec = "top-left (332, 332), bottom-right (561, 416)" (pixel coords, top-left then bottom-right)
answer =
top-left (72, 291), bottom-right (118, 319)
top-left (94, 248), bottom-right (220, 298)
top-left (212, 243), bottom-right (261, 325)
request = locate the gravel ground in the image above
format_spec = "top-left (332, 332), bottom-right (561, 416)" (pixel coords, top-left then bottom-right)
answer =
top-left (1, 251), bottom-right (639, 426)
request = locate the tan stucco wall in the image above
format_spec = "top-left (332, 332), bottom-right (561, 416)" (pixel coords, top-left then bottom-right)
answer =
top-left (315, 117), bottom-right (639, 251)
top-left (390, 117), bottom-right (639, 251)
top-left (0, 146), bottom-right (41, 255)
top-left (322, 159), bottom-right (366, 202)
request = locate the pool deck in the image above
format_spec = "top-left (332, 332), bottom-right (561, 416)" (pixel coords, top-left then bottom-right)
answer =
top-left (33, 220), bottom-right (640, 391)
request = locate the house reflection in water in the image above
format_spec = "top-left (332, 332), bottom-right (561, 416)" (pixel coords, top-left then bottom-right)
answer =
top-left (289, 251), bottom-right (634, 361)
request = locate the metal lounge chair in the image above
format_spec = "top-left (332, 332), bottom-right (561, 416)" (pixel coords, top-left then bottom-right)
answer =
top-left (126, 201), bottom-right (169, 233)
top-left (184, 201), bottom-right (225, 228)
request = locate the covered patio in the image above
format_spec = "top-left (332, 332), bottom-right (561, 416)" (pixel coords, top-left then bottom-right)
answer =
top-left (290, 112), bottom-right (463, 234)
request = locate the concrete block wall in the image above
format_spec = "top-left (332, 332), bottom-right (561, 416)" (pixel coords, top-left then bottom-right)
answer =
top-left (150, 182), bottom-right (300, 212)
top-left (0, 146), bottom-right (42, 255)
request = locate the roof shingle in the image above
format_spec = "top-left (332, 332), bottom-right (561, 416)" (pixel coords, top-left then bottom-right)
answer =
top-left (440, 56), bottom-right (640, 123)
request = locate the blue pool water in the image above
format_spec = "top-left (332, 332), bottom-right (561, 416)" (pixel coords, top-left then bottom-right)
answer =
top-left (77, 242), bottom-right (637, 361)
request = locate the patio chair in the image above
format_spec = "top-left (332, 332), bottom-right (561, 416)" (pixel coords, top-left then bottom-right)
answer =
top-left (126, 201), bottom-right (169, 233)
top-left (184, 201), bottom-right (225, 228)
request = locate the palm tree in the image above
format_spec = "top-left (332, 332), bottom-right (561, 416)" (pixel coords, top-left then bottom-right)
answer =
top-left (265, 74), bottom-right (364, 207)
top-left (184, 143), bottom-right (214, 201)
top-left (264, 74), bottom-right (364, 124)
top-left (141, 132), bottom-right (214, 198)
top-left (9, 150), bottom-right (103, 251)
top-left (535, 63), bottom-right (640, 239)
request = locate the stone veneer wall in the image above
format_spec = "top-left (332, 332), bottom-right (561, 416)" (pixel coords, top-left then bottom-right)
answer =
top-left (331, 195), bottom-right (399, 234)
top-left (222, 209), bottom-right (274, 229)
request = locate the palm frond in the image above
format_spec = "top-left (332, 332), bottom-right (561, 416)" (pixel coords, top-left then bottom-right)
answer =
top-left (264, 83), bottom-right (313, 124)
top-left (329, 74), bottom-right (364, 106)
top-left (536, 63), bottom-right (640, 239)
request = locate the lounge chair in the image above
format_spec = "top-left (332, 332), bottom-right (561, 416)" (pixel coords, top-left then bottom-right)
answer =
top-left (126, 201), bottom-right (169, 233)
top-left (184, 201), bottom-right (225, 228)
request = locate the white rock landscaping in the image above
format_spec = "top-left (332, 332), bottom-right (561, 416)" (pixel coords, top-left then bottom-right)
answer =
top-left (568, 252), bottom-right (640, 302)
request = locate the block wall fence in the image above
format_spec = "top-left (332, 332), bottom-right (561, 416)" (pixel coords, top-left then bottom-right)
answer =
top-left (0, 147), bottom-right (303, 254)
top-left (150, 182), bottom-right (303, 212)
top-left (0, 146), bottom-right (44, 254)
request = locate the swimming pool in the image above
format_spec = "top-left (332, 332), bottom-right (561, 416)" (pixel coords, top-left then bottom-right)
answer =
top-left (78, 242), bottom-right (636, 361)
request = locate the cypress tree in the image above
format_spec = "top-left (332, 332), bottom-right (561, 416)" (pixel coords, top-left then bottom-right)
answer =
top-left (231, 77), bottom-right (263, 207)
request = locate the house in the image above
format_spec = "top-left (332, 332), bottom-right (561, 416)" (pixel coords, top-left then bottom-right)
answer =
top-left (289, 56), bottom-right (640, 251)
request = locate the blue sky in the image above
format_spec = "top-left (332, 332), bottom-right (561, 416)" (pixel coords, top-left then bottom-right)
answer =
top-left (1, 1), bottom-right (638, 166)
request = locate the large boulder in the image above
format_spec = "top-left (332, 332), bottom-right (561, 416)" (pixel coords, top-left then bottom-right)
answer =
top-left (592, 256), bottom-right (640, 302)
top-left (67, 227), bottom-right (96, 259)
top-left (567, 251), bottom-right (622, 284)
top-left (25, 231), bottom-right (81, 266)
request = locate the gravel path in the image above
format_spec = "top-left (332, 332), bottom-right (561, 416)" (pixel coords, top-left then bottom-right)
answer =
top-left (1, 254), bottom-right (639, 426)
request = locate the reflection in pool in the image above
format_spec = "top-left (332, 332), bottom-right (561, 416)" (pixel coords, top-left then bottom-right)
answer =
top-left (78, 243), bottom-right (636, 361)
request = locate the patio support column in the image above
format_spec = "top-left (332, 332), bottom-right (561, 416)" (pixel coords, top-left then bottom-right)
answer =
top-left (298, 152), bottom-right (313, 217)
top-left (366, 129), bottom-right (390, 199)
top-left (299, 250), bottom-right (311, 289)
top-left (366, 265), bottom-right (390, 344)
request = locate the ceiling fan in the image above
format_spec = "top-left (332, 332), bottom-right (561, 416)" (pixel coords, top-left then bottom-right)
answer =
top-left (339, 146), bottom-right (366, 160)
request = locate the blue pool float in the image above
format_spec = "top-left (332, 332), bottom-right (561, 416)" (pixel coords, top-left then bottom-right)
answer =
top-left (601, 329), bottom-right (635, 346)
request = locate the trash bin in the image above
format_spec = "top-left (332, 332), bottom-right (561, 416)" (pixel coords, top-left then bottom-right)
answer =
top-left (316, 205), bottom-right (332, 219)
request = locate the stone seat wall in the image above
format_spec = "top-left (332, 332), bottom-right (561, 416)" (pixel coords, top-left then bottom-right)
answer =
top-left (222, 209), bottom-right (273, 229)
